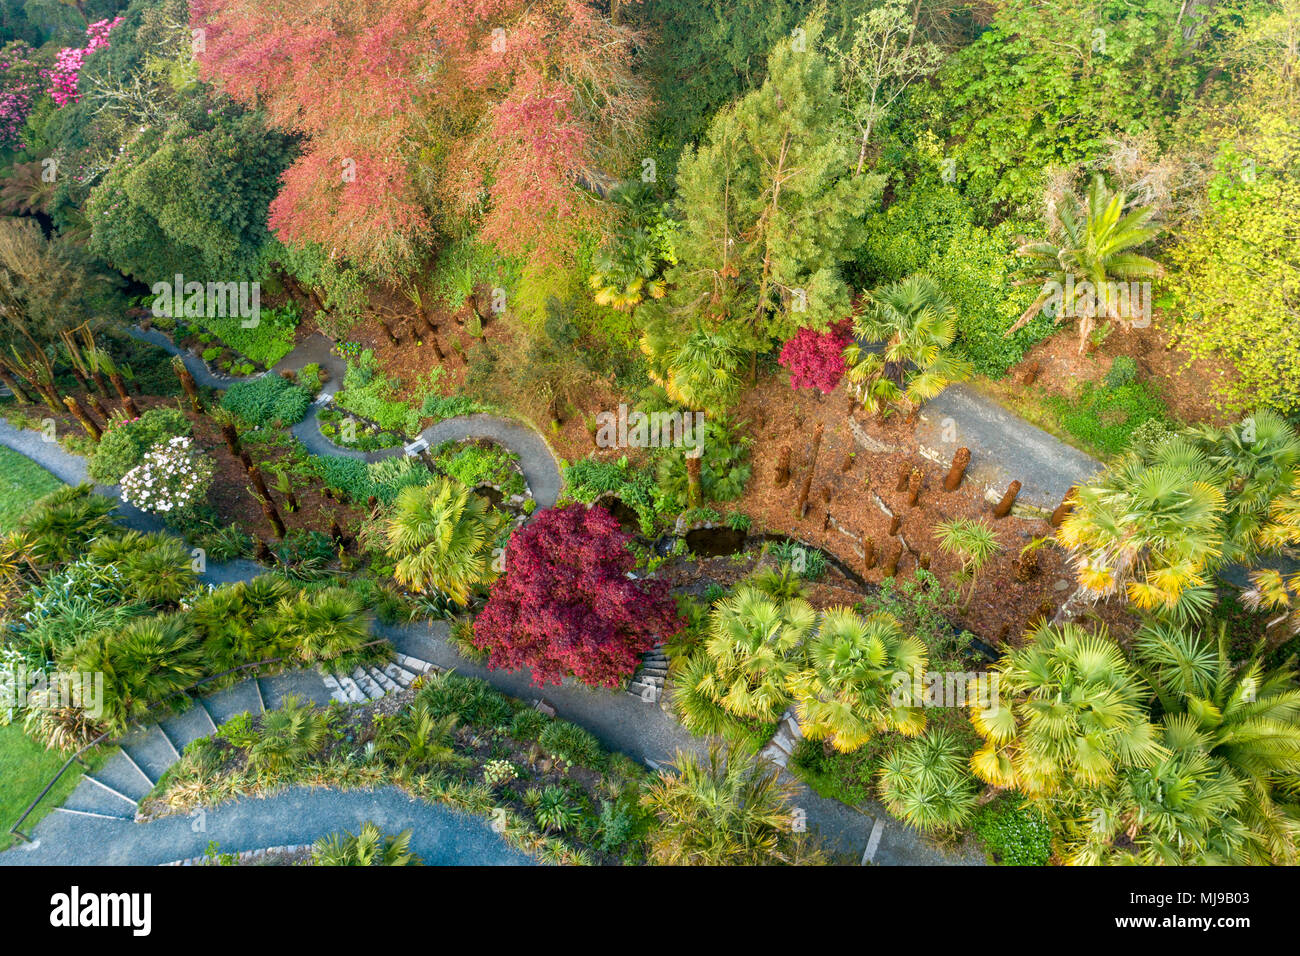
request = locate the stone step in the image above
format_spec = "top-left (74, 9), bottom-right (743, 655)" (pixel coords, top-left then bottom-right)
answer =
top-left (260, 670), bottom-right (335, 709)
top-left (366, 666), bottom-right (401, 694)
top-left (639, 663), bottom-right (669, 677)
top-left (384, 661), bottom-right (418, 686)
top-left (635, 674), bottom-right (665, 688)
top-left (628, 680), bottom-right (660, 701)
top-left (759, 744), bottom-right (790, 768)
top-left (120, 724), bottom-right (180, 782)
top-left (60, 777), bottom-right (137, 819)
top-left (320, 673), bottom-right (351, 705)
top-left (89, 750), bottom-right (153, 802)
top-left (157, 703), bottom-right (214, 753)
top-left (202, 679), bottom-right (265, 725)
top-left (333, 674), bottom-right (367, 704)
top-left (396, 653), bottom-right (436, 674)
top-left (350, 667), bottom-right (385, 701)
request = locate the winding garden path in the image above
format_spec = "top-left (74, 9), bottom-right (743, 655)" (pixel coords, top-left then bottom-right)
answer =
top-left (0, 327), bottom-right (981, 866)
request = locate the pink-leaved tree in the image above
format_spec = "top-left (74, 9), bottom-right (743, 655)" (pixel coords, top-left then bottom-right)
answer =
top-left (779, 318), bottom-right (855, 394)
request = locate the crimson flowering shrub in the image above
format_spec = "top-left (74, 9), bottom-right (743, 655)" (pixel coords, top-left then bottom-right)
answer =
top-left (472, 504), bottom-right (683, 688)
top-left (46, 18), bottom-right (122, 108)
top-left (779, 318), bottom-right (855, 394)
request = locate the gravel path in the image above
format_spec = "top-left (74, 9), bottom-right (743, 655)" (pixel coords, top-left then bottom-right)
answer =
top-left (2, 786), bottom-right (532, 867)
top-left (915, 384), bottom-right (1103, 509)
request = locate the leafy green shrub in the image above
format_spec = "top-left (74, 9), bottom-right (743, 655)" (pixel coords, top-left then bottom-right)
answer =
top-left (221, 374), bottom-right (311, 426)
top-left (654, 420), bottom-right (751, 510)
top-left (421, 393), bottom-right (486, 421)
top-left (88, 408), bottom-right (192, 483)
top-left (197, 301), bottom-right (300, 367)
top-left (971, 796), bottom-right (1053, 866)
top-left (434, 441), bottom-right (524, 496)
top-left (563, 456), bottom-right (659, 534)
top-left (538, 720), bottom-right (605, 769)
top-left (768, 540), bottom-right (827, 581)
top-left (508, 707), bottom-right (551, 742)
top-left (297, 363), bottom-right (323, 394)
top-left (1104, 355), bottom-right (1139, 389)
top-left (1046, 378), bottom-right (1168, 456)
top-left (416, 671), bottom-right (512, 727)
top-left (366, 456), bottom-right (436, 505)
top-left (334, 353), bottom-right (421, 435)
top-left (311, 456), bottom-right (371, 502)
top-left (789, 737), bottom-right (884, 807)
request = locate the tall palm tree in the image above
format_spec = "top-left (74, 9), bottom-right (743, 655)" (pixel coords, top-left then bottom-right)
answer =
top-left (672, 586), bottom-right (815, 735)
top-left (1005, 173), bottom-right (1163, 352)
top-left (1057, 436), bottom-right (1227, 616)
top-left (382, 478), bottom-right (503, 606)
top-left (1133, 621), bottom-right (1300, 864)
top-left (878, 727), bottom-right (979, 835)
top-left (970, 621), bottom-right (1162, 796)
top-left (787, 608), bottom-right (928, 751)
top-left (845, 273), bottom-right (972, 418)
top-left (933, 517), bottom-right (1002, 610)
top-left (640, 745), bottom-right (824, 865)
top-left (312, 823), bottom-right (422, 866)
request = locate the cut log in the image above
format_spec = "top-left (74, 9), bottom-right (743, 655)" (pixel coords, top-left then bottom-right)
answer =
top-left (993, 480), bottom-right (1022, 518)
top-left (882, 543), bottom-right (903, 577)
top-left (774, 446), bottom-right (792, 488)
top-left (1050, 487), bottom-right (1076, 527)
top-left (944, 447), bottom-right (970, 491)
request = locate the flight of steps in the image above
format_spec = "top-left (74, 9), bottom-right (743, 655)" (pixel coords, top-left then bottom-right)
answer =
top-left (50, 654), bottom-right (438, 826)
top-left (320, 653), bottom-right (438, 705)
top-left (627, 643), bottom-right (669, 702)
top-left (758, 709), bottom-right (804, 769)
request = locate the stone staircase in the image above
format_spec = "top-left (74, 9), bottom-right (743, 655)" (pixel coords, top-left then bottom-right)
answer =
top-left (627, 643), bottom-right (669, 703)
top-left (758, 709), bottom-right (805, 769)
top-left (320, 653), bottom-right (438, 704)
top-left (51, 652), bottom-right (437, 823)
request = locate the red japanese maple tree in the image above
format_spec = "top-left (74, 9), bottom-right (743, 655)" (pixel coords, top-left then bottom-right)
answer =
top-left (472, 504), bottom-right (682, 688)
top-left (779, 318), bottom-right (855, 394)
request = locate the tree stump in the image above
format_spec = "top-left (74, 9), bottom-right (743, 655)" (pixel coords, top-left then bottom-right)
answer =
top-left (1050, 487), bottom-right (1076, 527)
top-left (993, 480), bottom-right (1021, 518)
top-left (944, 447), bottom-right (970, 491)
top-left (895, 462), bottom-right (911, 493)
top-left (1020, 360), bottom-right (1041, 386)
top-left (774, 446), bottom-right (792, 488)
top-left (907, 469), bottom-right (923, 507)
top-left (796, 423), bottom-right (824, 519)
top-left (888, 514), bottom-right (902, 536)
top-left (862, 536), bottom-right (876, 570)
top-left (882, 543), bottom-right (903, 577)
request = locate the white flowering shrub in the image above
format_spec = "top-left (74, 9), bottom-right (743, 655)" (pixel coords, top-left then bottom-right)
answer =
top-left (120, 436), bottom-right (214, 518)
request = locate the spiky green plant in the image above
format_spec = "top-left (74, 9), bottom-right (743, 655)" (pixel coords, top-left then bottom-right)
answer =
top-left (641, 745), bottom-right (824, 865)
top-left (788, 608), bottom-right (928, 751)
top-left (933, 517), bottom-right (1002, 610)
top-left (383, 478), bottom-right (503, 605)
top-left (377, 700), bottom-right (467, 770)
top-left (312, 822), bottom-right (422, 866)
top-left (248, 694), bottom-right (328, 775)
top-left (672, 586), bottom-right (814, 734)
top-left (878, 727), bottom-right (979, 835)
top-left (64, 613), bottom-right (204, 732)
top-left (275, 586), bottom-right (371, 663)
top-left (845, 273), bottom-right (973, 417)
top-left (19, 484), bottom-right (115, 565)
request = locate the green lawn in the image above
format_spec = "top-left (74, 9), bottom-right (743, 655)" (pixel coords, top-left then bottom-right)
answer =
top-left (0, 445), bottom-right (62, 531)
top-left (0, 723), bottom-right (108, 852)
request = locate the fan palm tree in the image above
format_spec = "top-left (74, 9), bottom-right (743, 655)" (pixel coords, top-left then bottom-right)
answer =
top-left (376, 701), bottom-right (467, 770)
top-left (1184, 410), bottom-right (1300, 562)
top-left (19, 484), bottom-right (116, 565)
top-left (878, 727), bottom-right (979, 835)
top-left (672, 586), bottom-right (815, 735)
top-left (1061, 715), bottom-right (1259, 865)
top-left (248, 694), bottom-right (328, 775)
top-left (312, 823), bottom-right (422, 866)
top-left (65, 614), bottom-right (204, 732)
top-left (640, 745), bottom-right (825, 865)
top-left (844, 273), bottom-right (972, 418)
top-left (1057, 436), bottom-right (1227, 616)
top-left (788, 608), bottom-right (928, 751)
top-left (275, 587), bottom-right (371, 664)
top-left (100, 533), bottom-right (197, 605)
top-left (1005, 173), bottom-right (1164, 352)
top-left (1133, 621), bottom-right (1300, 864)
top-left (970, 621), bottom-right (1162, 796)
top-left (933, 517), bottom-right (1002, 610)
top-left (640, 322), bottom-right (743, 417)
top-left (383, 479), bottom-right (503, 606)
